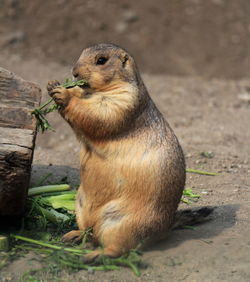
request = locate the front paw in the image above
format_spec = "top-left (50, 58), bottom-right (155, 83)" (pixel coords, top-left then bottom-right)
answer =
top-left (47, 80), bottom-right (60, 94)
top-left (49, 86), bottom-right (70, 107)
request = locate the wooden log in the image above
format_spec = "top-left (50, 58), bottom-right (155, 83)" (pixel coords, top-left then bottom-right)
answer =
top-left (0, 67), bottom-right (41, 217)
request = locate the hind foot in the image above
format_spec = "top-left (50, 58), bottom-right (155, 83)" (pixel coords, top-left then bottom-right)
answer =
top-left (62, 230), bottom-right (84, 244)
top-left (82, 246), bottom-right (121, 263)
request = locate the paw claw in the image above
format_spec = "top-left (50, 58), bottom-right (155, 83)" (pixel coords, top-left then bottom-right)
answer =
top-left (48, 86), bottom-right (69, 106)
top-left (62, 230), bottom-right (83, 243)
top-left (50, 86), bottom-right (63, 97)
top-left (82, 251), bottom-right (101, 263)
top-left (47, 80), bottom-right (60, 93)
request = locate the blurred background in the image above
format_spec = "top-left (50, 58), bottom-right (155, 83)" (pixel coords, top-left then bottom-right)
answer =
top-left (0, 0), bottom-right (250, 79)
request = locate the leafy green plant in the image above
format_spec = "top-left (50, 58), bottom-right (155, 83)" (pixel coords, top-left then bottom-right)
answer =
top-left (6, 183), bottom-right (143, 276)
top-left (11, 234), bottom-right (142, 276)
top-left (181, 188), bottom-right (200, 204)
top-left (200, 151), bottom-right (214, 158)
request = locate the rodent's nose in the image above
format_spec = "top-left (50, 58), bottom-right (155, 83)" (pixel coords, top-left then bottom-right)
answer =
top-left (73, 72), bottom-right (79, 79)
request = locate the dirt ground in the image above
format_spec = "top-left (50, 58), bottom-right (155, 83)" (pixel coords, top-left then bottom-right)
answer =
top-left (0, 1), bottom-right (250, 281)
top-left (1, 0), bottom-right (250, 79)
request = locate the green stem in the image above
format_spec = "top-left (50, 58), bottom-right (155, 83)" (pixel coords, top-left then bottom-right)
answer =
top-left (32, 98), bottom-right (54, 113)
top-left (0, 235), bottom-right (9, 252)
top-left (11, 234), bottom-right (90, 254)
top-left (186, 168), bottom-right (220, 176)
top-left (16, 245), bottom-right (53, 254)
top-left (113, 258), bottom-right (141, 276)
top-left (33, 173), bottom-right (53, 187)
top-left (127, 262), bottom-right (141, 276)
top-left (28, 184), bottom-right (70, 196)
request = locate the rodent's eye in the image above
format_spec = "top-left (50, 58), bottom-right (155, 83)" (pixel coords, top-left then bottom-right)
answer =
top-left (96, 57), bottom-right (108, 65)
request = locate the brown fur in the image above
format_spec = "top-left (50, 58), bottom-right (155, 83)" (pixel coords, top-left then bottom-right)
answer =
top-left (47, 43), bottom-right (186, 261)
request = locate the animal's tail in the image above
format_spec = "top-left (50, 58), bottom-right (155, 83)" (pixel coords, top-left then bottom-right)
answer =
top-left (171, 206), bottom-right (215, 229)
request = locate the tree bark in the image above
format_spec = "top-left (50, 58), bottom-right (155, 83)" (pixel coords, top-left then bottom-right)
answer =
top-left (0, 67), bottom-right (41, 216)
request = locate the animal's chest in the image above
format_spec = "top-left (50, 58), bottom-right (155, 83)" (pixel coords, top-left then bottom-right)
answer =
top-left (81, 153), bottom-right (123, 187)
top-left (80, 140), bottom-right (161, 196)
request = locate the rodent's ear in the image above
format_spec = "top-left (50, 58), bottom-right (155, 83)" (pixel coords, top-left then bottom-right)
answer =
top-left (119, 53), bottom-right (129, 68)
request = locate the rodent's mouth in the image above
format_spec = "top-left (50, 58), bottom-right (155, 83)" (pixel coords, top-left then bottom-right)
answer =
top-left (74, 78), bottom-right (90, 89)
top-left (80, 82), bottom-right (90, 89)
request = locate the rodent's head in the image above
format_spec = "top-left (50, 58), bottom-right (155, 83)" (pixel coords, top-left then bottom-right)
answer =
top-left (72, 43), bottom-right (140, 91)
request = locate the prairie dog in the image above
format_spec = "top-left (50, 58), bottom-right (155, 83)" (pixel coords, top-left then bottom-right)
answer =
top-left (47, 43), bottom-right (186, 261)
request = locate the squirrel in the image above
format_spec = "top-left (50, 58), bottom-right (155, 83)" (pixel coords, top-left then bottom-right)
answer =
top-left (47, 43), bottom-right (212, 262)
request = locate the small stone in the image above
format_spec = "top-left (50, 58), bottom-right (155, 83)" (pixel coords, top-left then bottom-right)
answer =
top-left (238, 93), bottom-right (250, 103)
top-left (87, 268), bottom-right (95, 274)
top-left (1, 31), bottom-right (26, 46)
top-left (123, 10), bottom-right (138, 23)
top-left (211, 0), bottom-right (224, 5)
top-left (115, 22), bottom-right (128, 33)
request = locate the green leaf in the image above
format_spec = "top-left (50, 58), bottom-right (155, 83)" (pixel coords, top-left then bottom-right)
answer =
top-left (186, 168), bottom-right (220, 176)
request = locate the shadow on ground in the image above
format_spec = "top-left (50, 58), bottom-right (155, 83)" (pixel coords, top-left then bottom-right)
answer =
top-left (30, 164), bottom-right (80, 188)
top-left (148, 204), bottom-right (239, 252)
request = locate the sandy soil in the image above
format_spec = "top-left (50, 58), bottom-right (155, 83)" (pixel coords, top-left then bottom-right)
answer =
top-left (0, 1), bottom-right (250, 281)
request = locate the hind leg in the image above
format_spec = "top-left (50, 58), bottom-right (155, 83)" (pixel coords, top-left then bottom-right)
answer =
top-left (62, 187), bottom-right (87, 243)
top-left (83, 219), bottom-right (138, 262)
